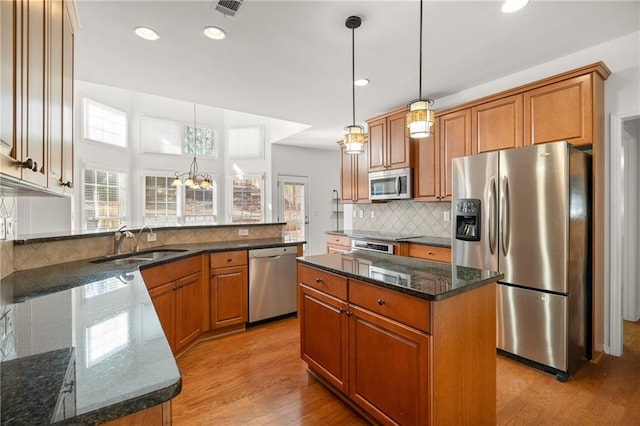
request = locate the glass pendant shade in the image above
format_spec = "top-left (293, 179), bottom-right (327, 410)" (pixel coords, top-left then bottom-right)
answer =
top-left (343, 124), bottom-right (366, 154)
top-left (407, 99), bottom-right (435, 138)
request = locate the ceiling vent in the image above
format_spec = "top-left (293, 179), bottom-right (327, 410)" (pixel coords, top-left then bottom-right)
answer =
top-left (214, 0), bottom-right (244, 17)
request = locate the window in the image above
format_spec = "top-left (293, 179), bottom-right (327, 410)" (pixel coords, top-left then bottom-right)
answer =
top-left (227, 126), bottom-right (263, 159)
top-left (231, 177), bottom-right (263, 223)
top-left (184, 124), bottom-right (216, 157)
top-left (83, 168), bottom-right (127, 230)
top-left (144, 176), bottom-right (178, 226)
top-left (140, 116), bottom-right (182, 155)
top-left (83, 98), bottom-right (127, 147)
top-left (144, 175), bottom-right (217, 225)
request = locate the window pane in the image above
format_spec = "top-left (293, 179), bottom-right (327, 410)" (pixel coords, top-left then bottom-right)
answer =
top-left (184, 182), bottom-right (217, 224)
top-left (140, 116), bottom-right (182, 155)
top-left (83, 98), bottom-right (127, 147)
top-left (184, 124), bottom-right (216, 157)
top-left (231, 178), bottom-right (262, 223)
top-left (144, 175), bottom-right (179, 226)
top-left (83, 168), bottom-right (126, 230)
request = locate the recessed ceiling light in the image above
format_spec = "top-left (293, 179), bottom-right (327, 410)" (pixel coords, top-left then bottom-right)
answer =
top-left (203, 26), bottom-right (226, 40)
top-left (134, 26), bottom-right (160, 41)
top-left (354, 78), bottom-right (370, 87)
top-left (501, 0), bottom-right (529, 13)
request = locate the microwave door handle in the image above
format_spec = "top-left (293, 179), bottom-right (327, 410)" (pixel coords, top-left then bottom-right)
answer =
top-left (395, 176), bottom-right (400, 195)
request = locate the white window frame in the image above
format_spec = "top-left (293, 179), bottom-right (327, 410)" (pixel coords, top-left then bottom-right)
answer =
top-left (81, 163), bottom-right (128, 231)
top-left (139, 115), bottom-right (183, 155)
top-left (83, 98), bottom-right (128, 148)
top-left (227, 126), bottom-right (264, 159)
top-left (142, 173), bottom-right (180, 227)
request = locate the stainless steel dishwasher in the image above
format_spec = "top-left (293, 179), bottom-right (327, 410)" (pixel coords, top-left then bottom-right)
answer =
top-left (248, 246), bottom-right (298, 324)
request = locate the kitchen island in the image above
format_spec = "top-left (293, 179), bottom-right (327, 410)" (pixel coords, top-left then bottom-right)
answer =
top-left (297, 250), bottom-right (503, 425)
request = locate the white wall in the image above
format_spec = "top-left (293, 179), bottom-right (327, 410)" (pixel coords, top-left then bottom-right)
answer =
top-left (271, 144), bottom-right (340, 255)
top-left (622, 118), bottom-right (640, 321)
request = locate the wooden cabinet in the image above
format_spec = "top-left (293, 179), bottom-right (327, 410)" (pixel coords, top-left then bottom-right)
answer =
top-left (414, 118), bottom-right (440, 201)
top-left (141, 255), bottom-right (205, 353)
top-left (209, 250), bottom-right (248, 329)
top-left (407, 243), bottom-right (451, 263)
top-left (439, 109), bottom-right (472, 201)
top-left (367, 110), bottom-right (413, 172)
top-left (0, 0), bottom-right (74, 191)
top-left (472, 94), bottom-right (523, 153)
top-left (340, 141), bottom-right (369, 204)
top-left (326, 234), bottom-right (351, 254)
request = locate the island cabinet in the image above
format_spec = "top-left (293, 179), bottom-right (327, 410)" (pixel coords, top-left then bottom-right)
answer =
top-left (326, 234), bottom-right (351, 254)
top-left (406, 243), bottom-right (451, 263)
top-left (141, 255), bottom-right (206, 353)
top-left (367, 109), bottom-right (413, 172)
top-left (209, 250), bottom-right (248, 330)
top-left (340, 141), bottom-right (370, 204)
top-left (471, 93), bottom-right (524, 154)
top-left (298, 262), bottom-right (497, 425)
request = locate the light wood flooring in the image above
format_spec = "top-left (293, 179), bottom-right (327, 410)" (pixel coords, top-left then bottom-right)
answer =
top-left (172, 318), bottom-right (640, 425)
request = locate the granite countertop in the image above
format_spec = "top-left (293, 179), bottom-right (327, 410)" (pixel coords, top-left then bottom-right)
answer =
top-left (0, 237), bottom-right (303, 425)
top-left (297, 250), bottom-right (502, 301)
top-left (327, 230), bottom-right (452, 248)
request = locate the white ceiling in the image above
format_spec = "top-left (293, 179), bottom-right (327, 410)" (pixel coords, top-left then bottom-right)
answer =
top-left (74, 1), bottom-right (640, 150)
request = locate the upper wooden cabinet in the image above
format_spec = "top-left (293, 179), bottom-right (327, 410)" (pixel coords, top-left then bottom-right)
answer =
top-left (414, 118), bottom-right (440, 201)
top-left (439, 109), bottom-right (472, 200)
top-left (0, 0), bottom-right (74, 191)
top-left (340, 142), bottom-right (369, 204)
top-left (472, 94), bottom-right (524, 154)
top-left (524, 74), bottom-right (593, 147)
top-left (367, 110), bottom-right (413, 172)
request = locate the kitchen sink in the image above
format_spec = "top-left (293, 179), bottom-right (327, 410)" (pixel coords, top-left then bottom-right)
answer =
top-left (91, 249), bottom-right (188, 264)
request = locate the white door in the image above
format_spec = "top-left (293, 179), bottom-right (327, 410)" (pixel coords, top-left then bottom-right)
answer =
top-left (277, 175), bottom-right (308, 250)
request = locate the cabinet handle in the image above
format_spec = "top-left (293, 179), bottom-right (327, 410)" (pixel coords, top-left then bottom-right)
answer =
top-left (59, 177), bottom-right (73, 188)
top-left (227, 258), bottom-right (232, 262)
top-left (17, 158), bottom-right (38, 172)
top-left (427, 251), bottom-right (434, 256)
top-left (339, 308), bottom-right (346, 314)
top-left (173, 286), bottom-right (177, 291)
top-left (315, 277), bottom-right (322, 284)
top-left (377, 299), bottom-right (385, 306)
top-left (346, 311), bottom-right (353, 317)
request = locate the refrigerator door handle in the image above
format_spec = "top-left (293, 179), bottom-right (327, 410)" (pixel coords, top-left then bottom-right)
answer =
top-left (501, 176), bottom-right (511, 255)
top-left (489, 177), bottom-right (497, 255)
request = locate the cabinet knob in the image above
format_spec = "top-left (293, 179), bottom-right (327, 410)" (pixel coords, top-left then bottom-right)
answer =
top-left (339, 308), bottom-right (346, 314)
top-left (17, 158), bottom-right (38, 172)
top-left (377, 299), bottom-right (385, 306)
top-left (427, 251), bottom-right (434, 255)
top-left (315, 277), bottom-right (322, 284)
top-left (59, 178), bottom-right (73, 188)
top-left (227, 258), bottom-right (232, 262)
top-left (346, 311), bottom-right (353, 317)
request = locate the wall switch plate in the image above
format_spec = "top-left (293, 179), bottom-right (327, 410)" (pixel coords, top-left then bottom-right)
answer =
top-left (370, 211), bottom-right (375, 219)
top-left (5, 217), bottom-right (15, 239)
top-left (0, 219), bottom-right (6, 240)
top-left (147, 232), bottom-right (157, 242)
top-left (443, 210), bottom-right (450, 222)
top-left (359, 210), bottom-right (364, 218)
top-left (238, 228), bottom-right (249, 236)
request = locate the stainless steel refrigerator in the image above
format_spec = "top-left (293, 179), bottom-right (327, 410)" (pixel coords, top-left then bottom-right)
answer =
top-left (452, 141), bottom-right (591, 381)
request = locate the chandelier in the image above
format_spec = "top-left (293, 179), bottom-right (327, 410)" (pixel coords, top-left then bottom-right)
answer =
top-left (171, 104), bottom-right (213, 189)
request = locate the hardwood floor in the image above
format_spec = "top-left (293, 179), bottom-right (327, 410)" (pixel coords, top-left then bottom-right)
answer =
top-left (172, 318), bottom-right (640, 425)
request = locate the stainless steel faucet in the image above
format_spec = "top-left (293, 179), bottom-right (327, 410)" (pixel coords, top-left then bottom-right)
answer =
top-left (114, 225), bottom-right (136, 254)
top-left (136, 226), bottom-right (154, 252)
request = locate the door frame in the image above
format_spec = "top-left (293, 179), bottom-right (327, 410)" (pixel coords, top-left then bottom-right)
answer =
top-left (608, 111), bottom-right (640, 356)
top-left (276, 174), bottom-right (309, 248)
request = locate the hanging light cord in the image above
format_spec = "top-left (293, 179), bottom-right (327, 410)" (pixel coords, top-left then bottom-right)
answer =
top-left (351, 24), bottom-right (356, 126)
top-left (418, 0), bottom-right (423, 99)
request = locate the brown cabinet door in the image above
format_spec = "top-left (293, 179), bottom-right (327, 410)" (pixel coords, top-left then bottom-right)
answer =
top-left (414, 118), bottom-right (440, 201)
top-left (148, 281), bottom-right (176, 352)
top-left (440, 108), bottom-right (471, 200)
top-left (354, 141), bottom-right (369, 203)
top-left (367, 117), bottom-right (386, 172)
top-left (174, 271), bottom-right (204, 352)
top-left (0, 0), bottom-right (22, 179)
top-left (210, 266), bottom-right (247, 328)
top-left (348, 305), bottom-right (430, 425)
top-left (472, 94), bottom-right (523, 154)
top-left (23, 0), bottom-right (48, 186)
top-left (60, 2), bottom-right (73, 189)
top-left (340, 145), bottom-right (355, 203)
top-left (524, 74), bottom-right (592, 147)
top-left (299, 284), bottom-right (349, 394)
top-left (47, 0), bottom-right (63, 190)
top-left (387, 110), bottom-right (411, 170)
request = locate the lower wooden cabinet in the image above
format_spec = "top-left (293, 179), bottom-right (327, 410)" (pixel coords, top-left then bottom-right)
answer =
top-left (141, 256), bottom-right (205, 353)
top-left (209, 250), bottom-right (248, 329)
top-left (326, 234), bottom-right (351, 254)
top-left (406, 243), bottom-right (451, 263)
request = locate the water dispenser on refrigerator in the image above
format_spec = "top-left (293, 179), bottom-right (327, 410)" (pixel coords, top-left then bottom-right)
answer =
top-left (455, 199), bottom-right (481, 241)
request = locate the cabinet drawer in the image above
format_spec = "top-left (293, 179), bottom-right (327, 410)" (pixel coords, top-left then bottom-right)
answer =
top-left (349, 279), bottom-right (431, 333)
top-left (326, 235), bottom-right (351, 248)
top-left (407, 244), bottom-right (451, 263)
top-left (141, 255), bottom-right (202, 289)
top-left (298, 264), bottom-right (347, 301)
top-left (210, 250), bottom-right (247, 268)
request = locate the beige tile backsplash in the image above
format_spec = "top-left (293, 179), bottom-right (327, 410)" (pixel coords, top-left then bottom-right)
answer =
top-left (351, 201), bottom-right (452, 238)
top-left (11, 224), bottom-right (284, 271)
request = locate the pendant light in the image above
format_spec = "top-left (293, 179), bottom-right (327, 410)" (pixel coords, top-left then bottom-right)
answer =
top-left (172, 104), bottom-right (213, 189)
top-left (342, 15), bottom-right (366, 155)
top-left (406, 0), bottom-right (434, 139)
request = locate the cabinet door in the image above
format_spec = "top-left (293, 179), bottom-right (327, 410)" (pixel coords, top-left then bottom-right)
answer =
top-left (524, 74), bottom-right (592, 147)
top-left (472, 94), bottom-right (523, 154)
top-left (148, 281), bottom-right (176, 351)
top-left (47, 0), bottom-right (64, 190)
top-left (0, 0), bottom-right (22, 179)
top-left (210, 265), bottom-right (247, 328)
top-left (299, 284), bottom-right (349, 393)
top-left (23, 0), bottom-right (48, 186)
top-left (440, 109), bottom-right (472, 201)
top-left (60, 2), bottom-right (73, 189)
top-left (175, 271), bottom-right (204, 352)
top-left (354, 141), bottom-right (370, 203)
top-left (367, 117), bottom-right (386, 172)
top-left (387, 110), bottom-right (411, 170)
top-left (349, 305), bottom-right (430, 426)
top-left (340, 145), bottom-right (355, 203)
top-left (414, 118), bottom-right (440, 201)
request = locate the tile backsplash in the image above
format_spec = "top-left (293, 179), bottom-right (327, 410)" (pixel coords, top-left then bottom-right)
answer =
top-left (351, 201), bottom-right (452, 238)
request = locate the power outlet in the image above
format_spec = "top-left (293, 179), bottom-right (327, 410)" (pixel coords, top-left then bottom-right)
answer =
top-left (0, 218), bottom-right (6, 240)
top-left (443, 210), bottom-right (450, 222)
top-left (238, 228), bottom-right (249, 236)
top-left (359, 210), bottom-right (364, 218)
top-left (147, 232), bottom-right (157, 242)
top-left (5, 217), bottom-right (15, 239)
top-left (370, 211), bottom-right (375, 219)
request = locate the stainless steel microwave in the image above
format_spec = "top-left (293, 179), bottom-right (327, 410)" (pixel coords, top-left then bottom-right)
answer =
top-left (368, 167), bottom-right (412, 200)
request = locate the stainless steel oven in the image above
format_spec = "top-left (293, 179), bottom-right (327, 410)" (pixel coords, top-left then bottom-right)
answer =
top-left (351, 239), bottom-right (394, 254)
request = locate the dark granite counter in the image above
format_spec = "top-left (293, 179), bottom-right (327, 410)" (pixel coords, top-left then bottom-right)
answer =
top-left (1, 237), bottom-right (303, 425)
top-left (297, 250), bottom-right (502, 301)
top-left (326, 230), bottom-right (452, 248)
